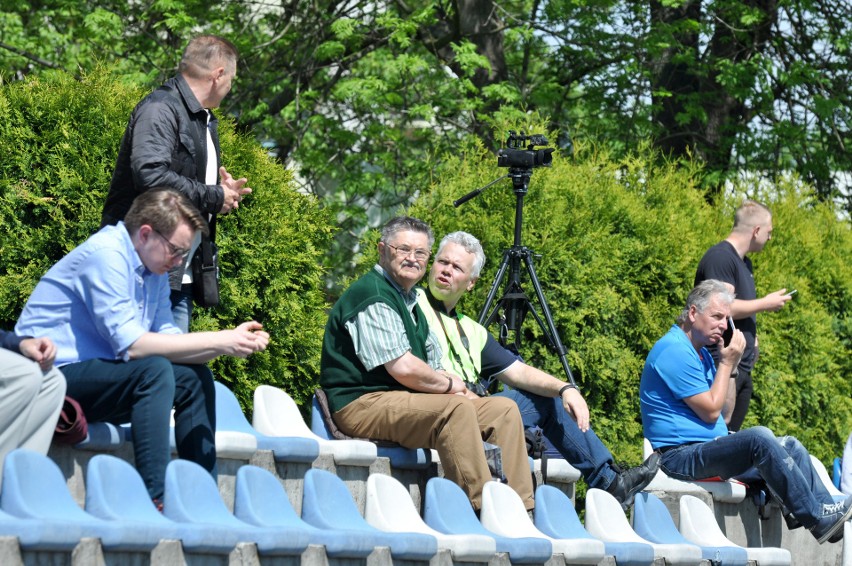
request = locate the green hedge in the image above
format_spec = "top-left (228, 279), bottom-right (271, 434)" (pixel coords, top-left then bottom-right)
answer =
top-left (2, 71), bottom-right (849, 470)
top-left (407, 133), bottom-right (852, 467)
top-left (0, 69), bottom-right (333, 411)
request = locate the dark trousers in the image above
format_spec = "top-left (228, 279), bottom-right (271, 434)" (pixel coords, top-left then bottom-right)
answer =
top-left (60, 356), bottom-right (217, 500)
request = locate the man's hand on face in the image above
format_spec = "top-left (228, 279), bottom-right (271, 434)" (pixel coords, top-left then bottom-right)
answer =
top-left (19, 336), bottom-right (57, 371)
top-left (720, 329), bottom-right (746, 368)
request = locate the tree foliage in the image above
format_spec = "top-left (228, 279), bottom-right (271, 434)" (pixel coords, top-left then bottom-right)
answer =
top-left (0, 69), bottom-right (333, 410)
top-left (3, 0), bottom-right (848, 294)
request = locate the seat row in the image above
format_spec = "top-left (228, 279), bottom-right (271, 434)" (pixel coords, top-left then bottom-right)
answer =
top-left (1, 443), bottom-right (799, 566)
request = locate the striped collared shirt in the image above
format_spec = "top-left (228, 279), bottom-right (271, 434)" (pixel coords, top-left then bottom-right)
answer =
top-left (344, 265), bottom-right (443, 371)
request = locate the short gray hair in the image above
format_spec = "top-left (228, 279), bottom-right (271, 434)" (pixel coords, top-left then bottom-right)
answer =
top-left (179, 35), bottom-right (239, 79)
top-left (437, 231), bottom-right (486, 278)
top-left (380, 216), bottom-right (434, 248)
top-left (733, 200), bottom-right (771, 230)
top-left (676, 279), bottom-right (735, 325)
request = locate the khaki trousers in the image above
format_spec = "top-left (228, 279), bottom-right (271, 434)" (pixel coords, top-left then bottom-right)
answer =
top-left (0, 349), bottom-right (66, 488)
top-left (334, 391), bottom-right (534, 511)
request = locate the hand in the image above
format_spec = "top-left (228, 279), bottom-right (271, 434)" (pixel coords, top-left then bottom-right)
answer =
top-left (763, 289), bottom-right (793, 312)
top-left (561, 387), bottom-right (590, 432)
top-left (437, 370), bottom-right (466, 394)
top-left (19, 337), bottom-right (56, 371)
top-left (218, 166), bottom-right (252, 214)
top-left (222, 321), bottom-right (269, 357)
top-left (720, 328), bottom-right (746, 368)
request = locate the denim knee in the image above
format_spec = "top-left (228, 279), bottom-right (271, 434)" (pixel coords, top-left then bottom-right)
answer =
top-left (778, 434), bottom-right (809, 459)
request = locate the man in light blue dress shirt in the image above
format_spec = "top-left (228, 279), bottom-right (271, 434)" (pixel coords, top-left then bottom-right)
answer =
top-left (16, 188), bottom-right (269, 505)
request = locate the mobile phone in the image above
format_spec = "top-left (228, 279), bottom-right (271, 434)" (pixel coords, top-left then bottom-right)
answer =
top-left (786, 289), bottom-right (797, 296)
top-left (723, 316), bottom-right (735, 347)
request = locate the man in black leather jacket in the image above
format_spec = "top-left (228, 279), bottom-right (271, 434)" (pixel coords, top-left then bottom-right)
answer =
top-left (102, 34), bottom-right (251, 331)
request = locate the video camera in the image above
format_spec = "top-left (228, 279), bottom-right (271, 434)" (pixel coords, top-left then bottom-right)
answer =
top-left (497, 131), bottom-right (554, 169)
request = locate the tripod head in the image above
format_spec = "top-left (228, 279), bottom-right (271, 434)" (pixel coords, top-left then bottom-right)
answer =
top-left (453, 131), bottom-right (554, 206)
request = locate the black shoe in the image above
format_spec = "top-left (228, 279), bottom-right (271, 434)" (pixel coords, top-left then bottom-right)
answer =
top-left (606, 451), bottom-right (661, 510)
top-left (810, 494), bottom-right (852, 544)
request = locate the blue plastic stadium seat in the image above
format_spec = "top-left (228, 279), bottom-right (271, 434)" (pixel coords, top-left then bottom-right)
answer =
top-left (310, 394), bottom-right (431, 469)
top-left (423, 476), bottom-right (553, 564)
top-left (1, 449), bottom-right (162, 551)
top-left (234, 465), bottom-right (380, 558)
top-left (215, 381), bottom-right (319, 463)
top-left (301, 468), bottom-right (438, 561)
top-left (85, 454), bottom-right (240, 554)
top-left (534, 484), bottom-right (654, 566)
top-left (633, 492), bottom-right (747, 566)
top-left (164, 458), bottom-right (314, 557)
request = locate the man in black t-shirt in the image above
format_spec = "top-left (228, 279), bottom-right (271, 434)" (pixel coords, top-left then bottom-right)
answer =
top-left (694, 200), bottom-right (792, 431)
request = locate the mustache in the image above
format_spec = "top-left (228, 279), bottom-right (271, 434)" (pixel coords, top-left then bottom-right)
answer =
top-left (401, 261), bottom-right (422, 269)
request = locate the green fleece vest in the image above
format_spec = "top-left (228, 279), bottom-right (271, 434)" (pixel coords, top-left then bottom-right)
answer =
top-left (320, 268), bottom-right (431, 413)
top-left (415, 287), bottom-right (488, 389)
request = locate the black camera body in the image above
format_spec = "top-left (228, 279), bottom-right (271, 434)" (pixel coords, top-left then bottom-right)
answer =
top-left (497, 131), bottom-right (555, 169)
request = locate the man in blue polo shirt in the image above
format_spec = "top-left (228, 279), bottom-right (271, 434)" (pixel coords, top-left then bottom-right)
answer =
top-left (640, 279), bottom-right (851, 544)
top-left (16, 188), bottom-right (268, 505)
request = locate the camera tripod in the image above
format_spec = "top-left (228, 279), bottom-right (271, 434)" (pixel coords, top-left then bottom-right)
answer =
top-left (454, 167), bottom-right (578, 387)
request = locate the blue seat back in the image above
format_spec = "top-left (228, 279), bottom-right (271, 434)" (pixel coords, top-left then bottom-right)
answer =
top-left (833, 457), bottom-right (842, 489)
top-left (1, 449), bottom-right (91, 521)
top-left (215, 381), bottom-right (257, 435)
top-left (86, 454), bottom-right (170, 524)
top-left (164, 458), bottom-right (245, 528)
top-left (534, 484), bottom-right (592, 540)
top-left (234, 465), bottom-right (302, 526)
top-left (633, 492), bottom-right (692, 544)
top-left (302, 468), bottom-right (372, 531)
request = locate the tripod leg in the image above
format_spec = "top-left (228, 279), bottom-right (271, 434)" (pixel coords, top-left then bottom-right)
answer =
top-left (477, 250), bottom-right (512, 327)
top-left (521, 253), bottom-right (577, 386)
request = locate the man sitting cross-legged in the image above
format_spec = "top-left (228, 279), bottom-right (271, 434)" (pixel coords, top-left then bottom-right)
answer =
top-left (640, 279), bottom-right (852, 543)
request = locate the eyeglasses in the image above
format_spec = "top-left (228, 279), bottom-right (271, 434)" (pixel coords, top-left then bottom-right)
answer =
top-left (152, 228), bottom-right (191, 259)
top-left (387, 243), bottom-right (431, 262)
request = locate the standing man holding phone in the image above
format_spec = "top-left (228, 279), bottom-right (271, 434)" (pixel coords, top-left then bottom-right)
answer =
top-left (694, 200), bottom-right (793, 431)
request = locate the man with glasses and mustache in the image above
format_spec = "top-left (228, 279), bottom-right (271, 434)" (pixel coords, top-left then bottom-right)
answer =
top-left (16, 189), bottom-right (269, 507)
top-left (320, 216), bottom-right (534, 513)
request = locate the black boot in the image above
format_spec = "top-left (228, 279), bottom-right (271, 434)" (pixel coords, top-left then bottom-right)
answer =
top-left (606, 451), bottom-right (661, 510)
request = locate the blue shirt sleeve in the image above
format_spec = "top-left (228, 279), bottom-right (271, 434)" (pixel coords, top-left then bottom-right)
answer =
top-left (0, 330), bottom-right (25, 353)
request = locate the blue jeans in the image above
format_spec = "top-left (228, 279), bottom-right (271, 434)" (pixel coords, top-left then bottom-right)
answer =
top-left (169, 285), bottom-right (194, 333)
top-left (494, 388), bottom-right (617, 490)
top-left (660, 426), bottom-right (834, 527)
top-left (60, 356), bottom-right (217, 500)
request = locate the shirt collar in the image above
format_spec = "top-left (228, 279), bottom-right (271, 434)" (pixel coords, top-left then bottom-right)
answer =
top-left (425, 286), bottom-right (457, 318)
top-left (116, 221), bottom-right (152, 278)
